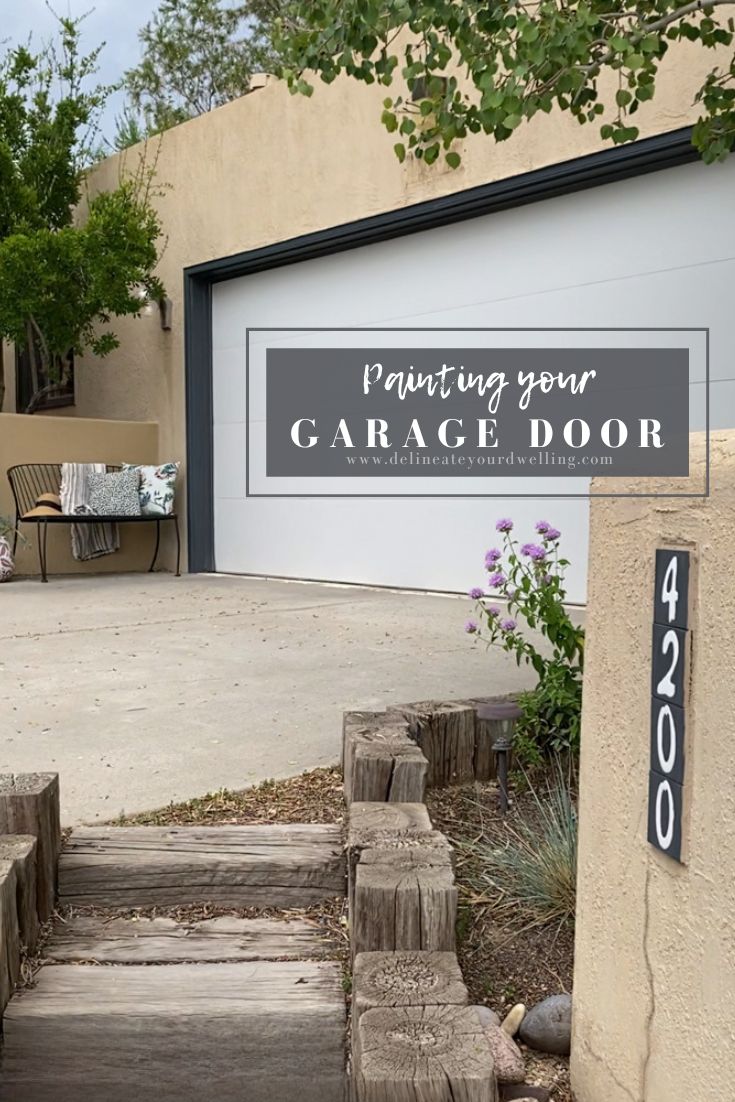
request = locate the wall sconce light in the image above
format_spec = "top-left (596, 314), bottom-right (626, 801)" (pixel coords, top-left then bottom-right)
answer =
top-left (476, 699), bottom-right (522, 815)
top-left (158, 296), bottom-right (173, 331)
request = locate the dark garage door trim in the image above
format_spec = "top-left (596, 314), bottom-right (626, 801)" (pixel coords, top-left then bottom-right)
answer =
top-left (184, 126), bottom-right (697, 573)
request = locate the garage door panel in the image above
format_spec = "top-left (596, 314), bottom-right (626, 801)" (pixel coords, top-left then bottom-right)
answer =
top-left (213, 496), bottom-right (591, 597)
top-left (211, 157), bottom-right (733, 602)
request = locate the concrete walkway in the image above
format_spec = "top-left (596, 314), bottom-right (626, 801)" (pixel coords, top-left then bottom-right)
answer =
top-left (0, 574), bottom-right (537, 824)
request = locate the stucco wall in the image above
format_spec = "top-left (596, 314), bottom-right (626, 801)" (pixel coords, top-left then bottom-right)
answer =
top-left (0, 413), bottom-right (159, 576)
top-left (0, 41), bottom-right (721, 566)
top-left (571, 430), bottom-right (735, 1102)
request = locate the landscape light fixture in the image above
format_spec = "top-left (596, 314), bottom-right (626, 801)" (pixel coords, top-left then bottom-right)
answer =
top-left (476, 699), bottom-right (522, 815)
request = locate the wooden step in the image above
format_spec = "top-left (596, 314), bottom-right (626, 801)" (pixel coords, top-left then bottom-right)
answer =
top-left (46, 914), bottom-right (340, 964)
top-left (0, 960), bottom-right (347, 1102)
top-left (59, 824), bottom-right (346, 908)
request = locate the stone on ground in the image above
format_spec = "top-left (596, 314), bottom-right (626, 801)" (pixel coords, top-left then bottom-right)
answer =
top-left (501, 1002), bottom-right (526, 1036)
top-left (484, 1024), bottom-right (526, 1084)
top-left (518, 993), bottom-right (572, 1056)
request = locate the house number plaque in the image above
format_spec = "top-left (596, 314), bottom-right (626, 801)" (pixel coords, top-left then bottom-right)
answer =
top-left (648, 549), bottom-right (690, 862)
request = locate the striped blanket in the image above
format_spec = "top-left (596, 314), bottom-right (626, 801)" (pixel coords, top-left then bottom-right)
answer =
top-left (60, 463), bottom-right (120, 561)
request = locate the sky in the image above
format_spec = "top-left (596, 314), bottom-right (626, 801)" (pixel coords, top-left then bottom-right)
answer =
top-left (2, 0), bottom-right (158, 146)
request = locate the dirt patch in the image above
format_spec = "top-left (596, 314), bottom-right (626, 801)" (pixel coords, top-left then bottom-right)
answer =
top-left (117, 767), bottom-right (345, 827)
top-left (427, 779), bottom-right (574, 1102)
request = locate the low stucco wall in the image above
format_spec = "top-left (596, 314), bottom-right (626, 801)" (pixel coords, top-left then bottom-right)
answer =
top-left (571, 431), bottom-right (735, 1101)
top-left (0, 413), bottom-right (160, 576)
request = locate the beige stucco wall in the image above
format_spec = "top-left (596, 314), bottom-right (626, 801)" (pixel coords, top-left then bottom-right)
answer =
top-left (0, 40), bottom-right (722, 568)
top-left (571, 430), bottom-right (735, 1102)
top-left (0, 413), bottom-right (159, 576)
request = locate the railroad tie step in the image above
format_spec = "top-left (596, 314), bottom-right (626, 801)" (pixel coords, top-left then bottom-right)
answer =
top-left (58, 823), bottom-right (346, 909)
top-left (0, 959), bottom-right (347, 1102)
top-left (45, 913), bottom-right (341, 964)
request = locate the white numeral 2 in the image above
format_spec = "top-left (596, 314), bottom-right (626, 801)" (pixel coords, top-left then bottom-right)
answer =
top-left (656, 630), bottom-right (679, 699)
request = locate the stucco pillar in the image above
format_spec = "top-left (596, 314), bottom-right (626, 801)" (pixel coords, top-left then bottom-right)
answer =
top-left (571, 431), bottom-right (735, 1102)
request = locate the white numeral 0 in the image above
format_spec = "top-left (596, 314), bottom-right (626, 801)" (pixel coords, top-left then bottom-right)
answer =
top-left (661, 556), bottom-right (679, 623)
top-left (656, 705), bottom-right (677, 773)
top-left (655, 779), bottom-right (675, 850)
top-left (656, 630), bottom-right (679, 699)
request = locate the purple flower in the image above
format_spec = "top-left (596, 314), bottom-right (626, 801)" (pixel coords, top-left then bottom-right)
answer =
top-left (545, 527), bottom-right (561, 541)
top-left (465, 620), bottom-right (479, 634)
top-left (542, 573), bottom-right (553, 585)
top-left (501, 618), bottom-right (517, 631)
top-left (487, 605), bottom-right (501, 618)
top-left (485, 548), bottom-right (502, 567)
top-left (487, 571), bottom-right (506, 588)
top-left (468, 587), bottom-right (485, 600)
top-left (535, 520), bottom-right (550, 534)
top-left (521, 543), bottom-right (547, 561)
top-left (496, 518), bottom-right (513, 533)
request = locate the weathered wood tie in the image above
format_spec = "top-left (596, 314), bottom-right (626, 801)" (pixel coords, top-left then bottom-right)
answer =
top-left (352, 950), bottom-right (468, 1019)
top-left (0, 773), bottom-right (60, 922)
top-left (389, 701), bottom-right (479, 788)
top-left (352, 846), bottom-right (457, 958)
top-left (0, 835), bottom-right (38, 954)
top-left (0, 861), bottom-right (20, 1014)
top-left (347, 801), bottom-right (444, 914)
top-left (0, 960), bottom-right (347, 1102)
top-left (343, 711), bottom-right (428, 805)
top-left (45, 914), bottom-right (339, 964)
top-left (353, 1004), bottom-right (497, 1101)
top-left (59, 823), bottom-right (346, 909)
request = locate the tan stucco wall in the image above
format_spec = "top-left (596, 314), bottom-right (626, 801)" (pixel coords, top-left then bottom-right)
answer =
top-left (571, 430), bottom-right (735, 1102)
top-left (0, 412), bottom-right (159, 576)
top-left (4, 40), bottom-right (722, 565)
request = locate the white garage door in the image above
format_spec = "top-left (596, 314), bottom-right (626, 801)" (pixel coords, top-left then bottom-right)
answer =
top-left (211, 157), bottom-right (734, 605)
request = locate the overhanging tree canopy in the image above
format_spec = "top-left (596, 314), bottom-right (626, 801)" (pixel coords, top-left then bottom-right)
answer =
top-left (275, 0), bottom-right (735, 166)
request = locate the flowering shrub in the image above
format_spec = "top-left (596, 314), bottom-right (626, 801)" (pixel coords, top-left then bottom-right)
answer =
top-left (466, 518), bottom-right (584, 762)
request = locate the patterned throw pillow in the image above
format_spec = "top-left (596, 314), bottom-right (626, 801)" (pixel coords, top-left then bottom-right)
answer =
top-left (0, 538), bottom-right (14, 582)
top-left (87, 470), bottom-right (142, 517)
top-left (122, 462), bottom-right (179, 517)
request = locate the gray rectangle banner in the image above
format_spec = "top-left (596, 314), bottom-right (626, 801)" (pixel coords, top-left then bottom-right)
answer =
top-left (265, 347), bottom-right (689, 479)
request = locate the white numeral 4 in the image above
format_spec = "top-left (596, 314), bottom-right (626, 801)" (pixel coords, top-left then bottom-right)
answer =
top-left (661, 556), bottom-right (679, 623)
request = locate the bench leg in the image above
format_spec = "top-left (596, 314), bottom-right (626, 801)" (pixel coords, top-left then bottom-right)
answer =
top-left (173, 515), bottom-right (181, 577)
top-left (149, 520), bottom-right (161, 573)
top-left (38, 520), bottom-right (48, 583)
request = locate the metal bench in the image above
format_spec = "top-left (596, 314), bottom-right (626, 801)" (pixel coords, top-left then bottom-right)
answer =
top-left (7, 463), bottom-right (181, 583)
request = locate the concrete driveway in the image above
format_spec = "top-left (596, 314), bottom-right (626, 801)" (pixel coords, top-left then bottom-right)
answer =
top-left (0, 574), bottom-right (538, 824)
